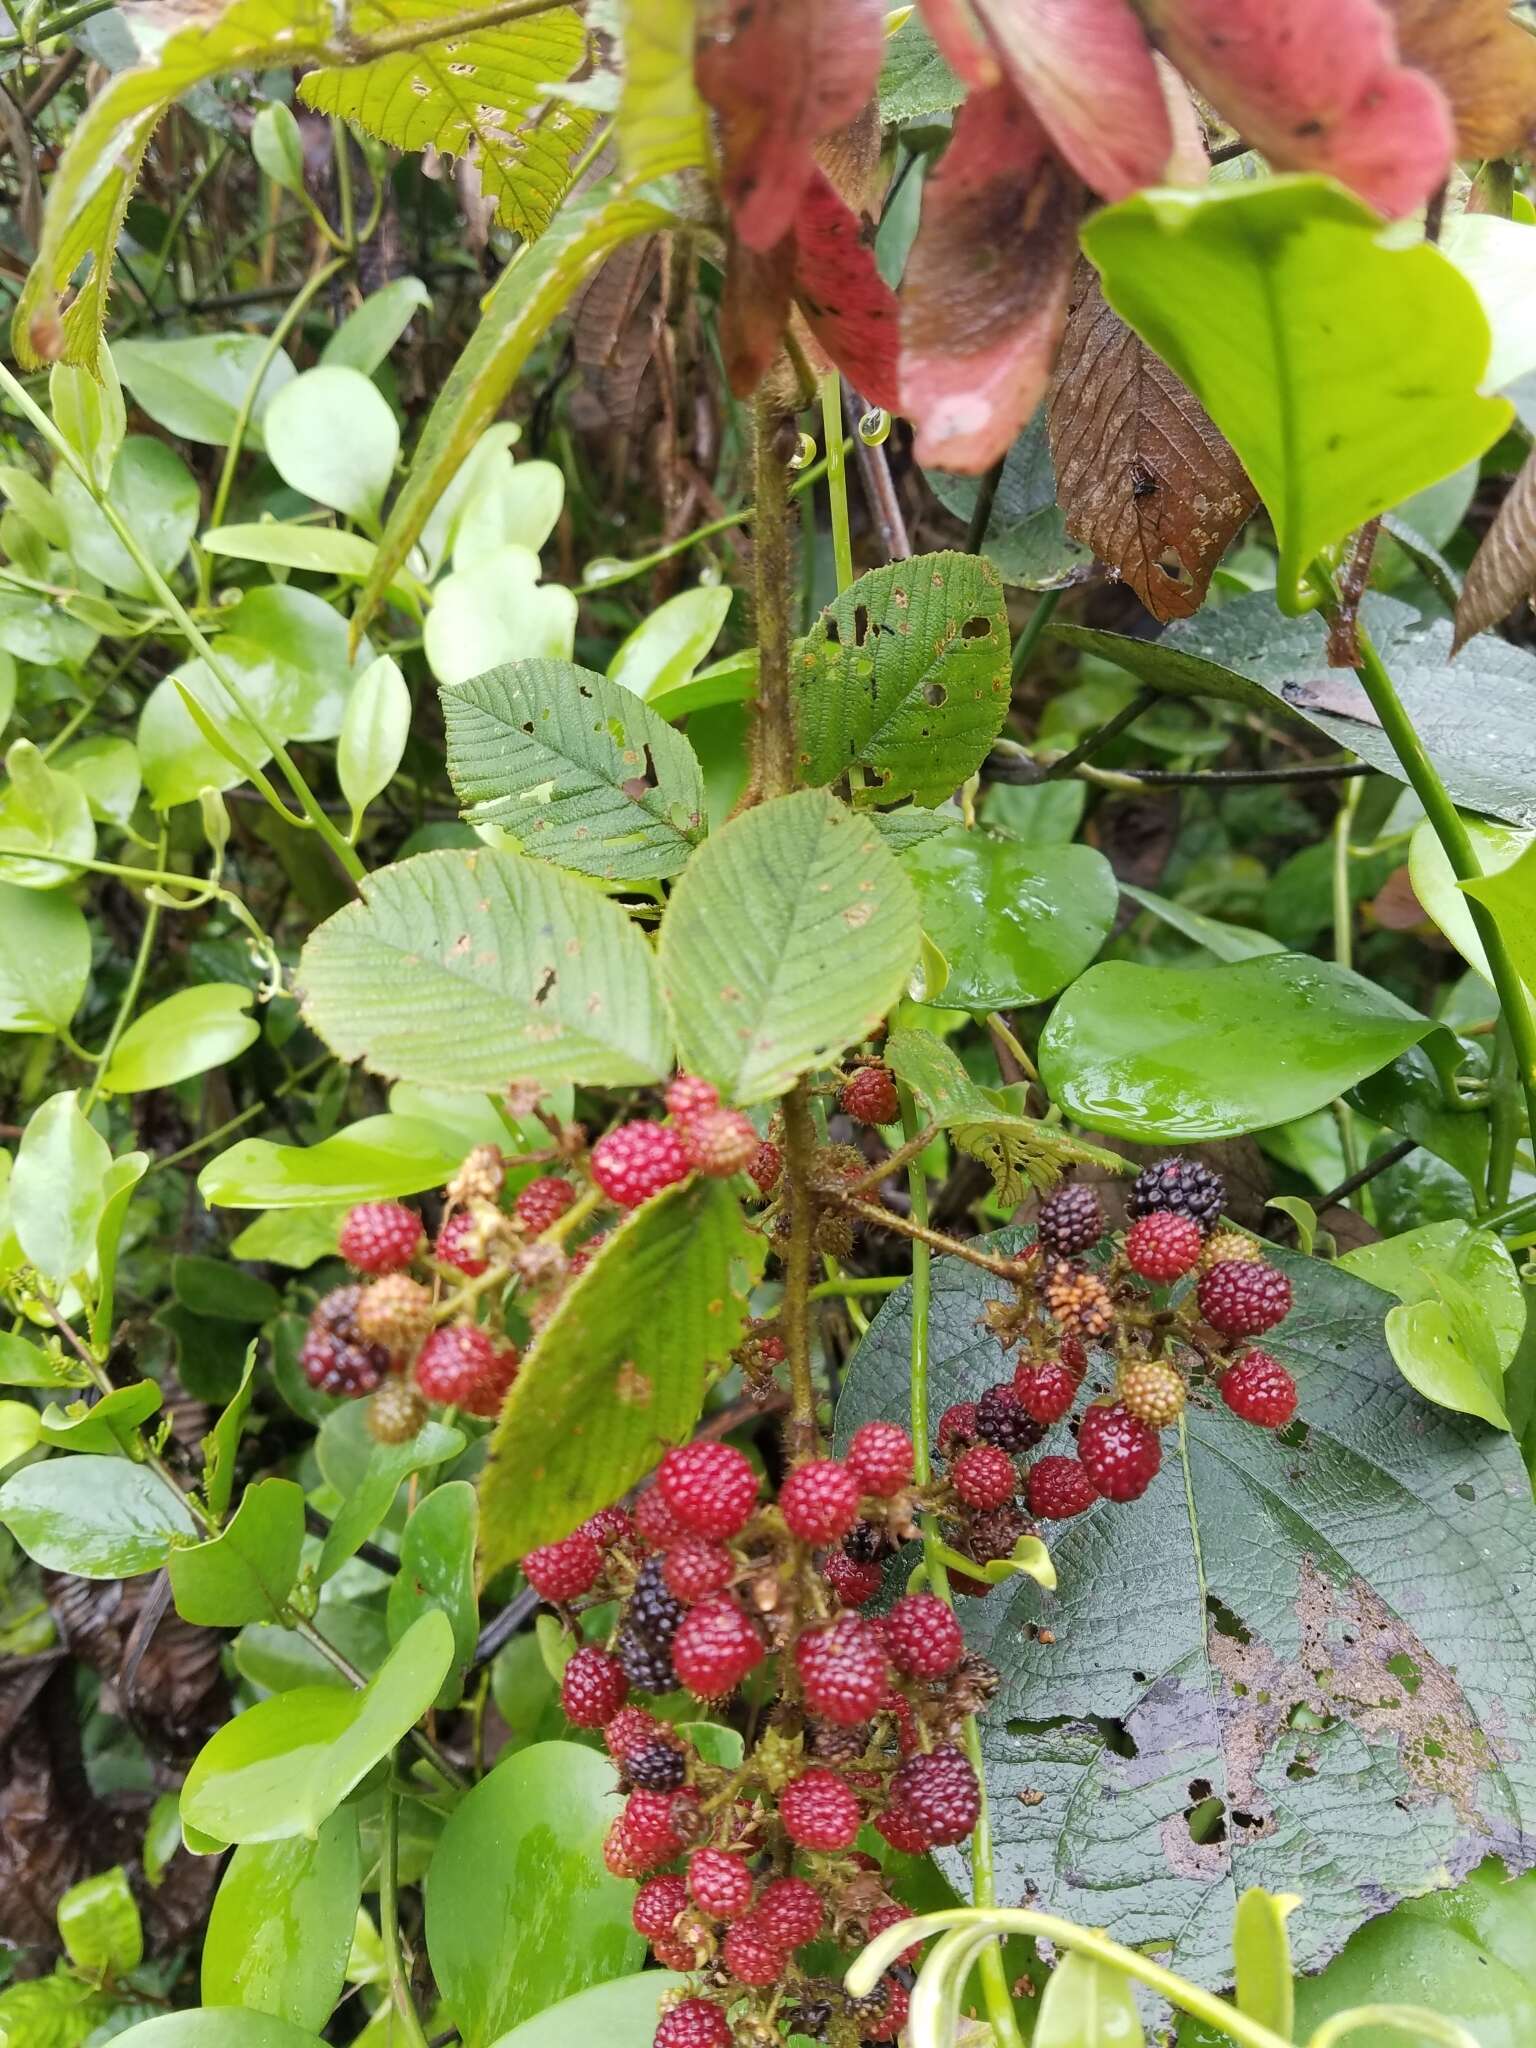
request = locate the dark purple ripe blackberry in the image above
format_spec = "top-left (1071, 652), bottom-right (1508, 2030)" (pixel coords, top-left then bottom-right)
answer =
top-left (629, 1552), bottom-right (686, 1645)
top-left (1128, 1156), bottom-right (1226, 1236)
top-left (843, 1520), bottom-right (885, 1564)
top-left (625, 1740), bottom-right (688, 1791)
top-left (301, 1285), bottom-right (389, 1396)
top-left (1036, 1182), bottom-right (1106, 1257)
top-left (975, 1382), bottom-right (1046, 1454)
top-left (616, 1624), bottom-right (677, 1695)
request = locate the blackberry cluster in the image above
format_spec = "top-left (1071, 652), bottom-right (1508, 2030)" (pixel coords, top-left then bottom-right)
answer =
top-left (537, 1427), bottom-right (995, 2045)
top-left (928, 1160), bottom-right (1298, 1558)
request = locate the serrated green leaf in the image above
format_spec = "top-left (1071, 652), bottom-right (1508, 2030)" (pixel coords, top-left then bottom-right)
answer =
top-left (442, 658), bottom-right (706, 881)
top-left (56, 1866), bottom-right (142, 1980)
top-left (356, 181), bottom-right (678, 638)
top-left (793, 553), bottom-right (1011, 805)
top-left (657, 789), bottom-right (919, 1104)
top-left (616, 0), bottom-right (708, 182)
top-left (299, 847), bottom-right (672, 1092)
top-left (835, 1240), bottom-right (1536, 1987)
top-left (300, 1), bottom-right (595, 243)
top-left (480, 1179), bottom-right (761, 1573)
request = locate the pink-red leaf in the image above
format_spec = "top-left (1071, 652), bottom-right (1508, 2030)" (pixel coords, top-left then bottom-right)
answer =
top-left (1140, 0), bottom-right (1455, 219)
top-left (972, 0), bottom-right (1173, 199)
top-left (720, 233), bottom-right (795, 399)
top-left (695, 0), bottom-right (886, 251)
top-left (917, 0), bottom-right (1000, 88)
top-left (901, 85), bottom-right (1082, 473)
top-left (790, 172), bottom-right (900, 413)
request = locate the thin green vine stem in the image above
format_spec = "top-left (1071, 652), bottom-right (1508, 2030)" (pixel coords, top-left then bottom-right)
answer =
top-left (1330, 777), bottom-right (1364, 1183)
top-left (821, 370), bottom-right (854, 593)
top-left (379, 1788), bottom-right (431, 2048)
top-left (897, 1083), bottom-right (1027, 2048)
top-left (1009, 586), bottom-right (1062, 684)
top-left (0, 840), bottom-right (279, 968)
top-left (79, 824), bottom-right (168, 1112)
top-left (0, 359), bottom-right (365, 885)
top-left (805, 1274), bottom-right (904, 1302)
top-left (1332, 595), bottom-right (1536, 1148)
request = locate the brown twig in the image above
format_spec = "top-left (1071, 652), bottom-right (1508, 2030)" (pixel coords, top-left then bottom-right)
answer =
top-left (830, 1195), bottom-right (1033, 1282)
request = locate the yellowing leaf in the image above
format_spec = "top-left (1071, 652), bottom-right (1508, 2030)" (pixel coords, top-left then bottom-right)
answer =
top-left (617, 0), bottom-right (709, 182)
top-left (300, 0), bottom-right (597, 242)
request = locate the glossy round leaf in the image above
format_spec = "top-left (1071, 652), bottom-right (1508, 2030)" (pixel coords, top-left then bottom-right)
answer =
top-left (0, 738), bottom-right (94, 889)
top-left (199, 1114), bottom-right (473, 1210)
top-left (12, 1087), bottom-right (112, 1282)
top-left (0, 1455), bottom-right (196, 1577)
top-left (424, 545), bottom-right (578, 688)
top-left (54, 735), bottom-right (141, 827)
top-left (452, 458), bottom-right (565, 569)
top-left (100, 984), bottom-right (259, 1096)
top-left (486, 1973), bottom-right (690, 2048)
top-left (905, 831), bottom-right (1116, 1011)
top-left (424, 1742), bottom-right (645, 2047)
top-left (320, 275), bottom-right (433, 376)
top-left (607, 584), bottom-right (732, 700)
top-left (262, 366), bottom-right (400, 523)
top-left (169, 1478), bottom-right (307, 1628)
top-left (108, 2016), bottom-right (324, 2047)
top-left (201, 1811), bottom-right (361, 2029)
top-left (113, 335), bottom-right (297, 447)
top-left (0, 880), bottom-right (90, 1033)
top-left (338, 655), bottom-right (411, 835)
top-left (55, 436), bottom-right (198, 597)
top-left (1040, 956), bottom-right (1442, 1140)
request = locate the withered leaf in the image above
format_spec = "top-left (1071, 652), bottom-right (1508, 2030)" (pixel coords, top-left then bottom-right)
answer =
top-left (694, 0), bottom-right (886, 251)
top-left (789, 172), bottom-right (900, 413)
top-left (1455, 443), bottom-right (1536, 653)
top-left (720, 231), bottom-right (795, 398)
top-left (1388, 0), bottom-right (1536, 159)
top-left (901, 83), bottom-right (1082, 473)
top-left (1047, 265), bottom-right (1257, 620)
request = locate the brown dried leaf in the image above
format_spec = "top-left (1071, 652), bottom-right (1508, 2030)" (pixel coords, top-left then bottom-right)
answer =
top-left (1456, 444), bottom-right (1536, 653)
top-left (1388, 0), bottom-right (1536, 158)
top-left (1047, 265), bottom-right (1257, 620)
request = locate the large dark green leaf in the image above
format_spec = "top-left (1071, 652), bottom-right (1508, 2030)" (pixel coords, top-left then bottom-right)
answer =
top-left (1039, 956), bottom-right (1444, 1141)
top-left (298, 848), bottom-right (672, 1093)
top-left (424, 1742), bottom-right (643, 2047)
top-left (479, 1178), bottom-right (761, 1575)
top-left (835, 1241), bottom-right (1536, 1987)
top-left (1054, 593), bottom-right (1536, 829)
top-left (793, 554), bottom-right (1011, 805)
top-left (442, 659), bottom-right (706, 881)
top-left (904, 831), bottom-right (1116, 1011)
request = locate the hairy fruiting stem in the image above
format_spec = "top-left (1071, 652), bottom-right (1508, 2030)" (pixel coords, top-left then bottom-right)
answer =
top-left (841, 1122), bottom-right (941, 1196)
top-left (830, 1192), bottom-right (1034, 1282)
top-left (897, 1085), bottom-right (1027, 2048)
top-left (748, 390), bottom-right (798, 804)
top-left (779, 1079), bottom-right (822, 1460)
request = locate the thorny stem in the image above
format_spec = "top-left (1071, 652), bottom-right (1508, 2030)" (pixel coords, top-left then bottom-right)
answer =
top-left (896, 1087), bottom-right (1026, 2048)
top-left (841, 1122), bottom-right (941, 1197)
top-left (831, 1193), bottom-right (1034, 1283)
top-left (780, 1080), bottom-right (822, 1460)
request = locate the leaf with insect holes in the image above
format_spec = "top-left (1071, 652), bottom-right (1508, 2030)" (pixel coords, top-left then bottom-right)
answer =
top-left (657, 790), bottom-right (919, 1104)
top-left (1048, 265), bottom-right (1257, 621)
top-left (793, 553), bottom-right (1011, 804)
top-left (1139, 0), bottom-right (1454, 219)
top-left (1456, 444), bottom-right (1536, 653)
top-left (693, 0), bottom-right (886, 252)
top-left (441, 659), bottom-right (706, 882)
top-left (478, 1180), bottom-right (761, 1572)
top-left (299, 1), bottom-right (595, 244)
top-left (355, 182), bottom-right (678, 641)
top-left (298, 847), bottom-right (672, 1093)
top-left (835, 1236), bottom-right (1536, 1988)
top-left (1387, 0), bottom-right (1536, 159)
top-left (900, 86), bottom-right (1082, 474)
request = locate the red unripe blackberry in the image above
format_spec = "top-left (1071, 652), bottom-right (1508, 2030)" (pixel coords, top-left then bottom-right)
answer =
top-left (721, 1917), bottom-right (785, 1986)
top-left (339, 1200), bottom-right (424, 1274)
top-left (975, 1381), bottom-right (1046, 1453)
top-left (671, 1595), bottom-right (764, 1697)
top-left (868, 1902), bottom-right (924, 1964)
top-left (747, 1139), bottom-right (782, 1194)
top-left (936, 1401), bottom-right (979, 1455)
top-left (688, 1847), bottom-right (753, 1920)
top-left (524, 1531), bottom-right (602, 1603)
top-left (1077, 1401), bottom-right (1161, 1501)
top-left (605, 1707), bottom-right (665, 1760)
top-left (665, 1073), bottom-right (721, 1124)
top-left (603, 1818), bottom-right (648, 1878)
top-left (885, 1592), bottom-right (965, 1679)
top-left (622, 1788), bottom-right (688, 1863)
top-left (301, 1286), bottom-right (388, 1396)
top-left (561, 1645), bottom-right (627, 1725)
top-left (591, 1121), bottom-right (690, 1208)
top-left (1036, 1182), bottom-right (1105, 1256)
top-left (658, 1440), bottom-right (758, 1539)
top-left (633, 1873), bottom-right (688, 1941)
top-left (680, 1108), bottom-right (759, 1178)
top-left (663, 1536), bottom-right (735, 1604)
top-left (874, 1803), bottom-right (931, 1853)
top-left (845, 1420), bottom-right (914, 1497)
top-left (568, 1231), bottom-right (606, 1274)
top-left (779, 1768), bottom-right (862, 1850)
top-left (650, 1934), bottom-right (697, 1973)
top-left (756, 1875), bottom-right (824, 1949)
top-left (824, 1551), bottom-right (883, 1607)
top-left (582, 1504), bottom-right (634, 1548)
top-left (841, 1064), bottom-right (899, 1126)
top-left (951, 1442), bottom-right (1017, 1510)
top-left (1026, 1455), bottom-right (1098, 1520)
top-left (415, 1322), bottom-right (517, 1412)
top-left (1012, 1360), bottom-right (1077, 1424)
top-left (514, 1175), bottom-right (576, 1234)
top-left (889, 1743), bottom-right (980, 1846)
top-left (780, 1459), bottom-right (861, 1543)
top-left (1125, 1210), bottom-right (1203, 1283)
top-left (1198, 1259), bottom-right (1293, 1337)
top-left (1220, 1349), bottom-right (1298, 1427)
top-left (633, 1483), bottom-right (685, 1549)
top-left (966, 1503), bottom-right (1029, 1562)
top-left (463, 1337), bottom-right (520, 1418)
top-left (434, 1210), bottom-right (487, 1277)
top-left (870, 1978), bottom-right (911, 2040)
top-left (794, 1613), bottom-right (891, 1725)
top-left (654, 1999), bottom-right (731, 2048)
top-left (1129, 1154), bottom-right (1225, 1234)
